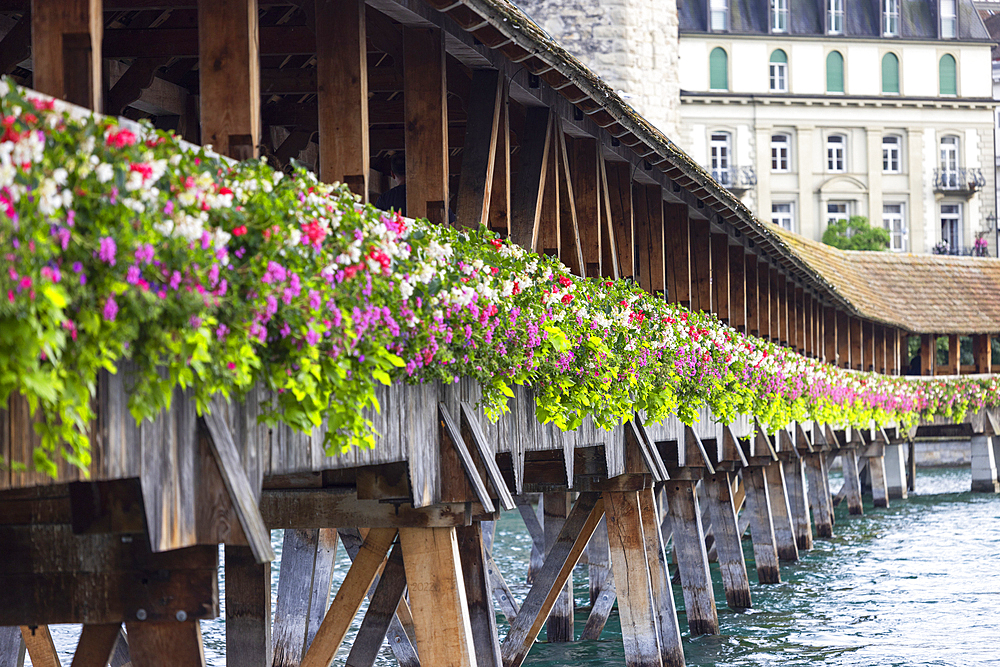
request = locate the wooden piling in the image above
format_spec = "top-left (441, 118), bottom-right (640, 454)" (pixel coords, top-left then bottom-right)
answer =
top-left (70, 624), bottom-right (120, 667)
top-left (125, 620), bottom-right (206, 667)
top-left (273, 529), bottom-right (338, 667)
top-left (764, 463), bottom-right (799, 562)
top-left (21, 626), bottom-right (60, 667)
top-left (543, 492), bottom-right (574, 642)
top-left (0, 627), bottom-right (24, 667)
top-left (868, 455), bottom-right (890, 508)
top-left (841, 448), bottom-right (865, 515)
top-left (343, 542), bottom-right (411, 667)
top-left (743, 466), bottom-right (781, 583)
top-left (638, 487), bottom-right (685, 666)
top-left (704, 472), bottom-right (752, 609)
top-left (225, 546), bottom-right (272, 667)
top-left (804, 454), bottom-right (834, 538)
top-left (456, 524), bottom-right (503, 667)
top-left (782, 458), bottom-right (813, 551)
top-left (665, 479), bottom-right (719, 636)
top-left (587, 516), bottom-right (612, 607)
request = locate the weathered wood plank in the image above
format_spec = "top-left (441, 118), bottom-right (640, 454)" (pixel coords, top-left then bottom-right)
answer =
top-left (501, 493), bottom-right (603, 667)
top-left (764, 462), bottom-right (799, 562)
top-left (400, 527), bottom-right (477, 667)
top-left (439, 403), bottom-right (494, 511)
top-left (403, 26), bottom-right (449, 222)
top-left (21, 626), bottom-right (59, 667)
top-left (455, 69), bottom-right (501, 228)
top-left (664, 203), bottom-right (691, 307)
top-left (343, 542), bottom-right (409, 667)
top-left (509, 107), bottom-right (551, 250)
top-left (543, 492), bottom-right (574, 642)
top-left (743, 466), bottom-right (780, 584)
top-left (586, 516), bottom-right (611, 607)
top-left (460, 402), bottom-right (516, 511)
top-left (456, 524), bottom-right (502, 667)
top-left (261, 490), bottom-right (480, 528)
top-left (70, 624), bottom-right (120, 667)
top-left (579, 578), bottom-right (616, 642)
top-left (704, 472), bottom-right (752, 609)
top-left (0, 626), bottom-right (24, 667)
top-left (868, 454), bottom-right (890, 508)
top-left (486, 554), bottom-right (519, 625)
top-left (804, 453), bottom-right (834, 537)
top-left (299, 528), bottom-right (397, 667)
top-left (665, 479), bottom-right (718, 636)
top-left (125, 621), bottom-right (206, 667)
top-left (225, 546), bottom-right (271, 667)
top-left (638, 486), bottom-right (685, 666)
top-left (571, 137), bottom-right (602, 277)
top-left (273, 529), bottom-right (337, 667)
top-left (605, 161), bottom-right (634, 279)
top-left (782, 458), bottom-right (813, 551)
top-left (842, 448), bottom-right (864, 515)
top-left (32, 0), bottom-right (102, 109)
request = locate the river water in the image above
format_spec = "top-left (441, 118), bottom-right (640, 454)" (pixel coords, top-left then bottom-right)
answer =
top-left (34, 467), bottom-right (1000, 667)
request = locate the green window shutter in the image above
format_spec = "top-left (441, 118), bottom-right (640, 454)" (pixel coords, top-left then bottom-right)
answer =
top-left (710, 47), bottom-right (728, 90)
top-left (770, 49), bottom-right (787, 64)
top-left (939, 54), bottom-right (957, 95)
top-left (882, 53), bottom-right (899, 93)
top-left (826, 51), bottom-right (844, 93)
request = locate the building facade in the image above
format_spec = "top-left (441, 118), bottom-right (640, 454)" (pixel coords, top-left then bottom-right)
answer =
top-left (678, 0), bottom-right (997, 255)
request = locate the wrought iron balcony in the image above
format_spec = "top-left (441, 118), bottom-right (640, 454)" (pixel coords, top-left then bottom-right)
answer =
top-left (933, 167), bottom-right (985, 195)
top-left (710, 166), bottom-right (757, 193)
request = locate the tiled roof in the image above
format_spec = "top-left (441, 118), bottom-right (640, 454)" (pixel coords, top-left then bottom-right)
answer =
top-left (770, 226), bottom-right (1000, 334)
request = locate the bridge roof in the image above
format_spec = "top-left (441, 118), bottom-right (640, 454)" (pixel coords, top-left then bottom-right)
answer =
top-left (771, 225), bottom-right (1000, 335)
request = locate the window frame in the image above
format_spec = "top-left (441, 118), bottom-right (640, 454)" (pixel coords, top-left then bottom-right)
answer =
top-left (710, 0), bottom-right (728, 31)
top-left (827, 201), bottom-right (850, 227)
top-left (771, 0), bottom-right (789, 33)
top-left (772, 202), bottom-right (795, 231)
top-left (769, 50), bottom-right (788, 92)
top-left (882, 135), bottom-right (902, 173)
top-left (883, 0), bottom-right (900, 36)
top-left (883, 203), bottom-right (907, 252)
top-left (940, 202), bottom-right (962, 249)
top-left (710, 132), bottom-right (733, 185)
top-left (771, 133), bottom-right (791, 172)
top-left (939, 135), bottom-right (960, 187)
top-left (827, 0), bottom-right (844, 34)
top-left (826, 134), bottom-right (847, 173)
top-left (941, 0), bottom-right (957, 39)
top-left (709, 47), bottom-right (729, 91)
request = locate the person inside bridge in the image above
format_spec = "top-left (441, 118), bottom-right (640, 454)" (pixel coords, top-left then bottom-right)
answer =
top-left (375, 152), bottom-right (456, 223)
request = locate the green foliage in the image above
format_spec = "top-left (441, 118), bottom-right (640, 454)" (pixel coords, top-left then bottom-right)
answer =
top-left (822, 216), bottom-right (890, 251)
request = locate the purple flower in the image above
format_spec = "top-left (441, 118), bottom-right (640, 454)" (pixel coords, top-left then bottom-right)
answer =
top-left (305, 328), bottom-right (319, 346)
top-left (279, 322), bottom-right (291, 338)
top-left (126, 265), bottom-right (141, 285)
top-left (169, 270), bottom-right (182, 290)
top-left (72, 262), bottom-right (83, 273)
top-left (216, 324), bottom-right (229, 340)
top-left (309, 290), bottom-right (321, 310)
top-left (135, 243), bottom-right (154, 264)
top-left (163, 201), bottom-right (174, 216)
top-left (98, 237), bottom-right (117, 265)
top-left (103, 295), bottom-right (118, 321)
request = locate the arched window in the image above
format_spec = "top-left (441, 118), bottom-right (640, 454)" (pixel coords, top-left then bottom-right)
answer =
top-left (769, 50), bottom-right (788, 92)
top-left (710, 47), bottom-right (729, 90)
top-left (939, 54), bottom-right (957, 95)
top-left (827, 51), bottom-right (844, 93)
top-left (882, 53), bottom-right (899, 93)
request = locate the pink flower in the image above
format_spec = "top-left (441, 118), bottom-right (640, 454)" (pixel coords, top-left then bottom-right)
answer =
top-left (106, 128), bottom-right (136, 148)
top-left (305, 328), bottom-right (320, 346)
top-left (98, 237), bottom-right (116, 265)
top-left (103, 295), bottom-right (118, 321)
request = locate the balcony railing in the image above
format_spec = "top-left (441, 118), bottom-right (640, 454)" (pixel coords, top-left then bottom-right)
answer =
top-left (710, 166), bottom-right (757, 193)
top-left (933, 167), bottom-right (985, 194)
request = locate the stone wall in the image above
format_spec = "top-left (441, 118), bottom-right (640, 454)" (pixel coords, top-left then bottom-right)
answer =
top-left (515, 0), bottom-right (681, 140)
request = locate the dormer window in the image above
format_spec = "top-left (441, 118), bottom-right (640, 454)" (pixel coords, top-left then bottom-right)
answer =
top-left (884, 0), bottom-right (900, 36)
top-left (941, 0), bottom-right (957, 38)
top-left (828, 0), bottom-right (844, 34)
top-left (771, 0), bottom-right (788, 32)
top-left (710, 0), bottom-right (728, 30)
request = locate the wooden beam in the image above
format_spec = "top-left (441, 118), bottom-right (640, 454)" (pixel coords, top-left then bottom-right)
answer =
top-left (704, 472), bottom-right (751, 609)
top-left (31, 0), bottom-right (103, 109)
top-left (404, 26), bottom-right (449, 223)
top-left (637, 487), bottom-right (685, 666)
top-left (728, 244), bottom-right (746, 331)
top-left (838, 311), bottom-right (851, 370)
top-left (509, 107), bottom-right (551, 250)
top-left (0, 626), bottom-right (25, 667)
top-left (777, 273), bottom-right (788, 345)
top-left (22, 625), bottom-right (60, 667)
top-left (536, 120), bottom-right (559, 256)
top-left (711, 233), bottom-right (729, 322)
top-left (125, 621), bottom-right (206, 667)
top-left (70, 624), bottom-right (120, 667)
top-left (605, 161), bottom-right (634, 279)
top-left (744, 254), bottom-right (759, 335)
top-left (400, 527), bottom-right (477, 667)
top-left (486, 80), bottom-right (510, 237)
top-left (261, 490), bottom-right (483, 528)
top-left (598, 157), bottom-right (620, 279)
top-left (874, 325), bottom-right (886, 374)
top-left (850, 317), bottom-right (863, 371)
top-left (758, 260), bottom-right (771, 340)
top-left (974, 334), bottom-right (992, 374)
top-left (665, 479), bottom-right (718, 635)
top-left (543, 492), bottom-right (574, 642)
top-left (571, 137), bottom-right (602, 278)
top-left (664, 203), bottom-right (691, 307)
top-left (742, 466), bottom-right (780, 584)
top-left (105, 57), bottom-right (169, 116)
top-left (0, 13), bottom-right (31, 77)
top-left (455, 69), bottom-right (501, 229)
top-left (690, 218), bottom-right (712, 312)
top-left (342, 541), bottom-right (411, 667)
top-left (299, 528), bottom-right (397, 667)
top-left (824, 307), bottom-right (837, 365)
top-left (556, 125), bottom-right (585, 275)
top-left (272, 529), bottom-right (337, 667)
top-left (226, 546), bottom-right (272, 667)
top-left (199, 0), bottom-right (260, 159)
top-left (456, 524), bottom-right (502, 667)
top-left (920, 333), bottom-right (936, 376)
top-left (317, 0), bottom-right (369, 198)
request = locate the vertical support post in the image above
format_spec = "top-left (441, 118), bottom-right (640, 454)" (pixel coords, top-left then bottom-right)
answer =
top-left (664, 479), bottom-right (719, 635)
top-left (664, 203), bottom-right (691, 308)
top-left (0, 626), bottom-right (24, 667)
top-left (587, 516), bottom-right (611, 606)
top-left (920, 333), bottom-right (937, 376)
top-left (868, 454), bottom-right (889, 508)
top-left (763, 462), bottom-right (798, 562)
top-left (31, 0), bottom-right (103, 110)
top-left (729, 244), bottom-right (746, 331)
top-left (605, 162), bottom-right (635, 279)
top-left (199, 0), bottom-right (260, 159)
top-left (689, 219), bottom-right (712, 313)
top-left (971, 432), bottom-right (1000, 492)
top-left (21, 626), bottom-right (59, 667)
top-left (704, 472), bottom-right (752, 609)
top-left (572, 138), bottom-right (602, 277)
top-left (837, 311), bottom-right (851, 369)
top-left (226, 545), bottom-right (272, 667)
top-left (824, 307), bottom-right (837, 365)
top-left (743, 466), bottom-right (780, 584)
top-left (604, 491), bottom-right (669, 667)
top-left (782, 457), bottom-right (813, 551)
top-left (456, 524), bottom-right (502, 667)
top-left (974, 334), bottom-right (992, 374)
top-left (455, 69), bottom-right (501, 228)
top-left (711, 233), bottom-right (730, 322)
top-left (510, 108), bottom-right (551, 249)
top-left (403, 26), bottom-right (449, 223)
top-left (842, 448), bottom-right (864, 515)
top-left (804, 453), bottom-right (834, 537)
top-left (883, 442), bottom-right (908, 499)
top-left (745, 254), bottom-right (759, 335)
top-left (273, 529), bottom-right (338, 667)
top-left (399, 528), bottom-right (476, 667)
top-left (638, 487), bottom-right (685, 666)
top-left (317, 0), bottom-right (369, 198)
top-left (125, 621), bottom-right (207, 667)
top-left (543, 492), bottom-right (574, 642)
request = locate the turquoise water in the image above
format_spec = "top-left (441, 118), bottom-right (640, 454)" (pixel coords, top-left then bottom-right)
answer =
top-left (32, 467), bottom-right (1000, 666)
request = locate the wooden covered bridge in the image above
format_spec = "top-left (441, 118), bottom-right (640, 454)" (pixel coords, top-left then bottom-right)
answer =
top-left (2, 1), bottom-right (1000, 666)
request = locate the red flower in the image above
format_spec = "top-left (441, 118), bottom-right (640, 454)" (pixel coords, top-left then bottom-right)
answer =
top-left (106, 128), bottom-right (137, 148)
top-left (232, 225), bottom-right (248, 237)
top-left (558, 276), bottom-right (572, 287)
top-left (218, 186), bottom-right (233, 196)
top-left (490, 239), bottom-right (503, 249)
top-left (561, 294), bottom-right (574, 304)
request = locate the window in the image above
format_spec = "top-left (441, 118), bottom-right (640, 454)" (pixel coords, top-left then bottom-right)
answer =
top-left (882, 53), bottom-right (899, 93)
top-left (771, 133), bottom-right (790, 171)
top-left (940, 54), bottom-right (957, 95)
top-left (827, 134), bottom-right (846, 172)
top-left (828, 0), bottom-right (844, 34)
top-left (883, 203), bottom-right (907, 251)
top-left (710, 47), bottom-right (729, 90)
top-left (884, 0), bottom-right (900, 35)
top-left (882, 135), bottom-right (901, 173)
top-left (710, 0), bottom-right (728, 30)
top-left (771, 0), bottom-right (788, 32)
top-left (827, 51), bottom-right (845, 93)
top-left (772, 202), bottom-right (794, 231)
top-left (940, 135), bottom-right (959, 187)
top-left (941, 203), bottom-right (962, 249)
top-left (827, 201), bottom-right (849, 225)
top-left (941, 0), bottom-right (957, 38)
top-left (710, 132), bottom-right (732, 185)
top-left (769, 50), bottom-right (788, 92)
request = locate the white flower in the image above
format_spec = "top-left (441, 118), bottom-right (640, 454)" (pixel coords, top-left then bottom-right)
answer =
top-left (95, 163), bottom-right (114, 183)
